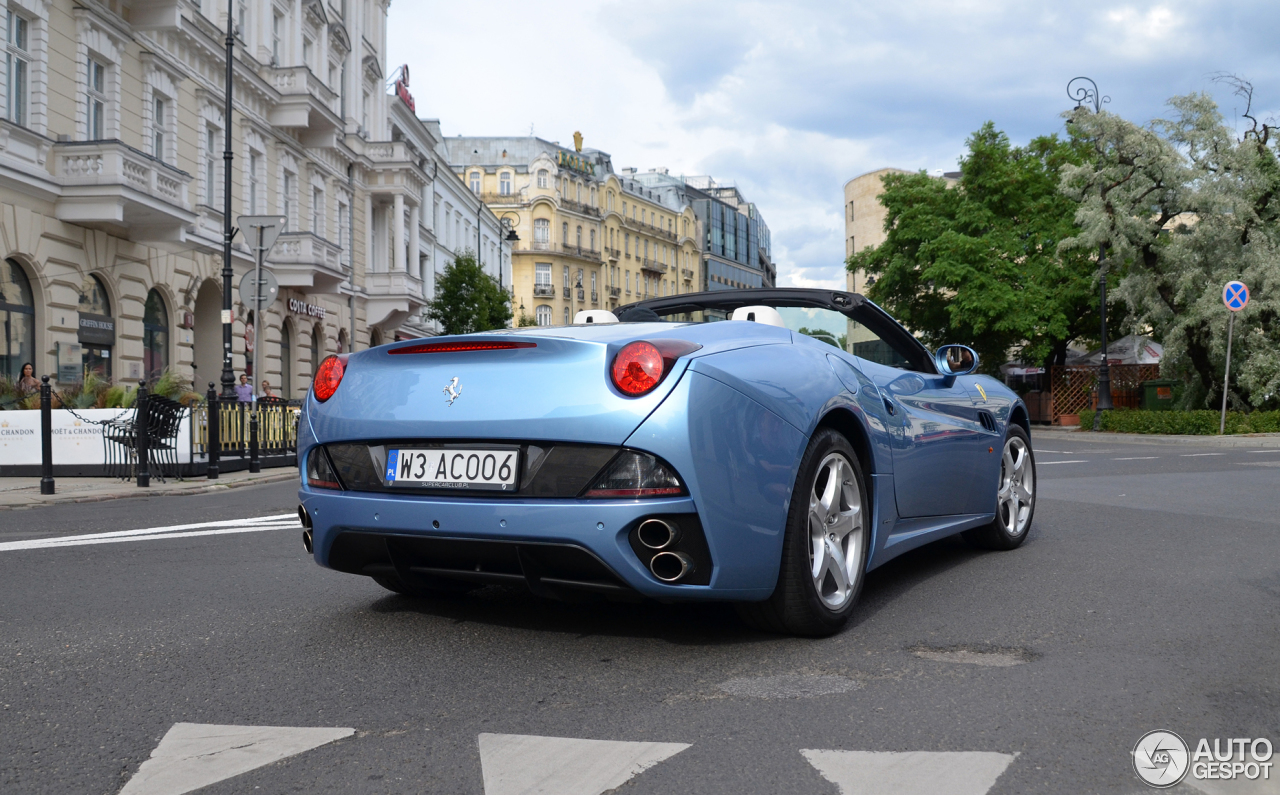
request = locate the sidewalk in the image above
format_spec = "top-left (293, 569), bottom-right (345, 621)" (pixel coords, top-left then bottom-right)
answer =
top-left (0, 468), bottom-right (299, 510)
top-left (1032, 427), bottom-right (1280, 448)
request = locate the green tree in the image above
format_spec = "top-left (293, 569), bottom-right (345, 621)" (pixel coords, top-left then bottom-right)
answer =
top-left (1060, 82), bottom-right (1280, 409)
top-left (848, 123), bottom-right (1101, 373)
top-left (423, 252), bottom-right (513, 335)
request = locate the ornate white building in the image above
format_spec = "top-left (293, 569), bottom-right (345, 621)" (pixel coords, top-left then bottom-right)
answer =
top-left (0, 0), bottom-right (505, 397)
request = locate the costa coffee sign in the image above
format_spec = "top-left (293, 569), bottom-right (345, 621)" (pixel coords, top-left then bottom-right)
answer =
top-left (288, 298), bottom-right (326, 319)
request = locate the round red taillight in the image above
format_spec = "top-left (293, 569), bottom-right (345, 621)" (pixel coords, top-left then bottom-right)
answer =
top-left (313, 355), bottom-right (346, 402)
top-left (611, 341), bottom-right (664, 396)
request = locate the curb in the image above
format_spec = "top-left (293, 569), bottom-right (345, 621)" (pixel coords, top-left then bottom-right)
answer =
top-left (0, 470), bottom-right (298, 510)
top-left (1031, 429), bottom-right (1280, 448)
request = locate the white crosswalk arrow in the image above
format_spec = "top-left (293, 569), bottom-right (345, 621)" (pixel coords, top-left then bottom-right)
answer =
top-left (801, 749), bottom-right (1017, 795)
top-left (118, 722), bottom-right (354, 795)
top-left (478, 733), bottom-right (690, 795)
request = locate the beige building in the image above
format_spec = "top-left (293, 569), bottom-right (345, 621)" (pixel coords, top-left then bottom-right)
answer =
top-left (446, 136), bottom-right (700, 326)
top-left (0, 0), bottom-right (496, 398)
top-left (843, 168), bottom-right (959, 295)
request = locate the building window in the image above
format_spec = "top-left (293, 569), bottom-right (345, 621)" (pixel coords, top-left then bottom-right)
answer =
top-left (152, 97), bottom-right (166, 161)
top-left (248, 152), bottom-right (261, 212)
top-left (607, 191), bottom-right (614, 211)
top-left (337, 199), bottom-right (348, 262)
top-left (302, 37), bottom-right (313, 70)
top-left (499, 172), bottom-right (511, 195)
top-left (622, 201), bottom-right (626, 216)
top-left (470, 172), bottom-right (480, 194)
top-left (533, 218), bottom-right (549, 244)
top-left (626, 271), bottom-right (630, 293)
top-left (312, 187), bottom-right (324, 237)
top-left (589, 229), bottom-right (595, 250)
top-left (0, 258), bottom-right (34, 381)
top-left (624, 233), bottom-right (629, 256)
top-left (562, 265), bottom-right (569, 290)
top-left (280, 320), bottom-right (292, 399)
top-left (561, 222), bottom-right (568, 244)
top-left (536, 169), bottom-right (548, 188)
top-left (86, 58), bottom-right (106, 139)
top-left (282, 172), bottom-right (295, 227)
top-left (576, 183), bottom-right (581, 202)
top-left (6, 12), bottom-right (29, 127)
top-left (272, 12), bottom-right (282, 63)
top-left (590, 271), bottom-right (596, 295)
top-left (848, 201), bottom-right (855, 221)
top-left (143, 289), bottom-right (169, 381)
top-left (204, 126), bottom-right (219, 205)
top-left (562, 178), bottom-right (568, 196)
top-left (78, 275), bottom-right (112, 380)
top-left (535, 305), bottom-right (551, 326)
top-left (535, 263), bottom-right (551, 286)
top-left (575, 225), bottom-right (582, 249)
top-left (563, 306), bottom-right (569, 325)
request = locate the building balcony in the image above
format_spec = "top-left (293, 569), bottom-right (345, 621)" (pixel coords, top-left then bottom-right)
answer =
top-left (608, 286), bottom-right (621, 297)
top-left (562, 286), bottom-right (571, 298)
top-left (577, 288), bottom-right (585, 302)
top-left (639, 258), bottom-right (667, 274)
top-left (590, 291), bottom-right (598, 304)
top-left (480, 192), bottom-right (523, 206)
top-left (53, 139), bottom-right (194, 240)
top-left (266, 65), bottom-right (341, 132)
top-left (270, 232), bottom-right (347, 294)
top-left (605, 247), bottom-right (620, 260)
top-left (560, 198), bottom-right (601, 218)
top-left (516, 241), bottom-right (603, 264)
top-left (365, 269), bottom-right (426, 331)
top-left (681, 268), bottom-right (695, 279)
top-left (366, 140), bottom-right (412, 164)
top-left (532, 284), bottom-right (555, 297)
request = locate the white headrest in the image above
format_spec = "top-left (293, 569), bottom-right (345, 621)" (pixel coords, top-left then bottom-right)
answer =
top-left (730, 305), bottom-right (786, 328)
top-left (573, 310), bottom-right (619, 325)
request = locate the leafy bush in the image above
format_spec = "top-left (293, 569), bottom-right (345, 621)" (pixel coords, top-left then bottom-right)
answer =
top-left (53, 373), bottom-right (110, 409)
top-left (1079, 409), bottom-right (1280, 435)
top-left (104, 383), bottom-right (137, 409)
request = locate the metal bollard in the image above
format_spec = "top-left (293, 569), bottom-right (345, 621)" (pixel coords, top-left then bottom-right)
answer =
top-left (39, 375), bottom-right (54, 495)
top-left (136, 379), bottom-right (150, 488)
top-left (206, 382), bottom-right (220, 480)
top-left (249, 400), bottom-right (261, 473)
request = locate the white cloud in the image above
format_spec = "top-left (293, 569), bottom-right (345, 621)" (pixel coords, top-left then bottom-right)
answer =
top-left (389, 0), bottom-right (1280, 292)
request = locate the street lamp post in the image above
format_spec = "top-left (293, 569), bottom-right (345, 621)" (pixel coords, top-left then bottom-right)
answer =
top-left (1067, 77), bottom-right (1114, 428)
top-left (219, 1), bottom-right (237, 399)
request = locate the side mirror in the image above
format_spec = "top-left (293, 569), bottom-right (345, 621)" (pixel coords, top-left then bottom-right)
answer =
top-left (935, 344), bottom-right (979, 376)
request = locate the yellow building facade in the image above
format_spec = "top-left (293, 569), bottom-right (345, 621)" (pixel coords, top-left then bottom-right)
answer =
top-left (446, 137), bottom-right (700, 326)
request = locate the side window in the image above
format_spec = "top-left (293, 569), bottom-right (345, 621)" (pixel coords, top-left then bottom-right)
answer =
top-left (846, 320), bottom-right (914, 369)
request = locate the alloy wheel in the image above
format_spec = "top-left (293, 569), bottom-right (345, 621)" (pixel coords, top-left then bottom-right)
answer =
top-left (807, 453), bottom-right (864, 610)
top-left (997, 436), bottom-right (1034, 537)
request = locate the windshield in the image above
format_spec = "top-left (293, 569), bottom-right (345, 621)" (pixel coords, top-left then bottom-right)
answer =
top-left (643, 303), bottom-right (912, 369)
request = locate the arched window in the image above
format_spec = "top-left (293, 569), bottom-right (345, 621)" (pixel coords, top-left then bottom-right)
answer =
top-left (0, 258), bottom-right (35, 381)
top-left (535, 305), bottom-right (551, 326)
top-left (562, 306), bottom-right (569, 325)
top-left (280, 320), bottom-right (293, 399)
top-left (311, 325), bottom-right (324, 376)
top-left (561, 222), bottom-right (568, 244)
top-left (337, 328), bottom-right (348, 355)
top-left (469, 172), bottom-right (480, 194)
top-left (368, 327), bottom-right (382, 348)
top-left (79, 274), bottom-right (113, 380)
top-left (575, 225), bottom-right (582, 248)
top-left (143, 289), bottom-right (169, 381)
top-left (576, 183), bottom-right (581, 202)
top-left (607, 191), bottom-right (614, 211)
top-left (536, 169), bottom-right (548, 188)
top-left (499, 172), bottom-right (511, 195)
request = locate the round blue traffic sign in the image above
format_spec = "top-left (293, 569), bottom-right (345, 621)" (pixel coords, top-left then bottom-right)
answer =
top-left (1223, 281), bottom-right (1249, 312)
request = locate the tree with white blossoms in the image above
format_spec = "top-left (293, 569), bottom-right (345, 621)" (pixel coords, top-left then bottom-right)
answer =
top-left (1059, 79), bottom-right (1280, 410)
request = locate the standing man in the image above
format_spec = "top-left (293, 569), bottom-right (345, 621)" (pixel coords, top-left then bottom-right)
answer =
top-left (235, 373), bottom-right (254, 403)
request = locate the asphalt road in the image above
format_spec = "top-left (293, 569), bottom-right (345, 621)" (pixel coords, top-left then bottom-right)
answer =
top-left (1, 433), bottom-right (1277, 794)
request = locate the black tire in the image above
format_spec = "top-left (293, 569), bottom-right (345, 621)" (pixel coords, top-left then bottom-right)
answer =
top-left (963, 424), bottom-right (1036, 551)
top-left (372, 573), bottom-right (478, 598)
top-left (737, 428), bottom-right (871, 637)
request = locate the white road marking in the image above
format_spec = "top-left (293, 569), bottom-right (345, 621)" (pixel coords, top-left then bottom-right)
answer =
top-left (801, 750), bottom-right (1017, 795)
top-left (118, 722), bottom-right (353, 795)
top-left (1037, 460), bottom-right (1088, 465)
top-left (1181, 453), bottom-right (1224, 457)
top-left (0, 514), bottom-right (296, 552)
top-left (1113, 457), bottom-right (1159, 460)
top-left (478, 733), bottom-right (689, 795)
top-left (1238, 462), bottom-right (1280, 467)
top-left (1247, 450), bottom-right (1280, 453)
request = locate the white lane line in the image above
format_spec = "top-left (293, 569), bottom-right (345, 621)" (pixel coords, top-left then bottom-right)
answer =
top-left (1037, 460), bottom-right (1088, 465)
top-left (802, 750), bottom-right (1017, 795)
top-left (119, 723), bottom-right (353, 795)
top-left (1113, 457), bottom-right (1159, 461)
top-left (1180, 453), bottom-right (1224, 457)
top-left (0, 514), bottom-right (296, 552)
top-left (1035, 449), bottom-right (1063, 453)
top-left (479, 733), bottom-right (690, 795)
top-left (1247, 450), bottom-right (1280, 453)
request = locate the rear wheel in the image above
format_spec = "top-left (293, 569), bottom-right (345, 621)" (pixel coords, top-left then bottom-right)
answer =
top-left (738, 428), bottom-right (869, 637)
top-left (963, 425), bottom-right (1036, 550)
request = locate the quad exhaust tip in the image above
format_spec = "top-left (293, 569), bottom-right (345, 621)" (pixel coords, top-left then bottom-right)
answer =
top-left (637, 518), bottom-right (679, 550)
top-left (299, 505), bottom-right (313, 554)
top-left (649, 550), bottom-right (695, 583)
top-left (302, 529), bottom-right (313, 554)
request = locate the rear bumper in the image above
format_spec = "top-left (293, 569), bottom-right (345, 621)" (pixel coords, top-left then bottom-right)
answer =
top-left (300, 486), bottom-right (774, 601)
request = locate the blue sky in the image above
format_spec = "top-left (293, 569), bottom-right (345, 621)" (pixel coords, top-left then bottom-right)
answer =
top-left (389, 1), bottom-right (1280, 289)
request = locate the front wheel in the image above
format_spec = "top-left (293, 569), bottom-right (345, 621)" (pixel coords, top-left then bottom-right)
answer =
top-left (738, 428), bottom-right (870, 637)
top-left (963, 425), bottom-right (1036, 550)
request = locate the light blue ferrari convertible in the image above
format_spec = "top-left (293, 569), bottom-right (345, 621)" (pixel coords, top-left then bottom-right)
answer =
top-left (298, 288), bottom-right (1035, 635)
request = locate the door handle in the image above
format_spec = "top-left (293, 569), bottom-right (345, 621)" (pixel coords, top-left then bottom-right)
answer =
top-left (882, 397), bottom-right (896, 416)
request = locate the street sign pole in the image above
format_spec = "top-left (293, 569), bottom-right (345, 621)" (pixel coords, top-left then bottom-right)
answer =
top-left (1219, 311), bottom-right (1234, 435)
top-left (250, 224), bottom-right (265, 472)
top-left (1220, 280), bottom-right (1250, 435)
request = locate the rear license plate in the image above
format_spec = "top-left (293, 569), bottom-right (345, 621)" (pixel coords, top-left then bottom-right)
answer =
top-left (385, 448), bottom-right (519, 491)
